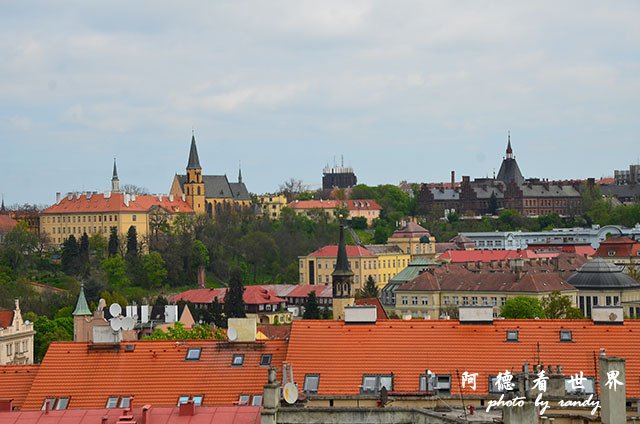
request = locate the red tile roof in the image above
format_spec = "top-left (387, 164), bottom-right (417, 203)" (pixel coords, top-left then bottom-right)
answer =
top-left (0, 405), bottom-right (261, 424)
top-left (309, 245), bottom-right (375, 257)
top-left (0, 310), bottom-right (13, 329)
top-left (20, 340), bottom-right (286, 410)
top-left (0, 365), bottom-right (39, 410)
top-left (283, 284), bottom-right (333, 299)
top-left (355, 298), bottom-right (388, 319)
top-left (27, 282), bottom-right (69, 293)
top-left (171, 286), bottom-right (285, 305)
top-left (0, 215), bottom-right (17, 233)
top-left (594, 237), bottom-right (640, 257)
top-left (390, 222), bottom-right (431, 238)
top-left (341, 199), bottom-right (382, 211)
top-left (287, 200), bottom-right (339, 210)
top-left (257, 325), bottom-right (292, 340)
top-left (439, 249), bottom-right (544, 262)
top-left (41, 193), bottom-right (194, 214)
top-left (285, 319), bottom-right (640, 397)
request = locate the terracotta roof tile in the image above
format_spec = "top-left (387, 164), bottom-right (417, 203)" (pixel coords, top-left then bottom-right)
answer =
top-left (171, 286), bottom-right (286, 305)
top-left (0, 405), bottom-right (261, 424)
top-left (390, 222), bottom-right (430, 238)
top-left (309, 245), bottom-right (375, 257)
top-left (285, 319), bottom-right (640, 397)
top-left (20, 340), bottom-right (286, 410)
top-left (0, 215), bottom-right (17, 233)
top-left (354, 298), bottom-right (388, 319)
top-left (0, 310), bottom-right (13, 329)
top-left (0, 365), bottom-right (39, 410)
top-left (287, 200), bottom-right (339, 210)
top-left (41, 193), bottom-right (193, 214)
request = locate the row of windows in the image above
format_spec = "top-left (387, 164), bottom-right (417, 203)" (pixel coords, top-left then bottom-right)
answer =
top-left (48, 225), bottom-right (121, 235)
top-left (399, 296), bottom-right (508, 306)
top-left (45, 214), bottom-right (134, 224)
top-left (5, 340), bottom-right (29, 356)
top-left (306, 258), bottom-right (409, 271)
top-left (185, 348), bottom-right (272, 367)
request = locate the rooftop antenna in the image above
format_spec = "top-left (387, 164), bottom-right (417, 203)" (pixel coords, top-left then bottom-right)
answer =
top-left (341, 154), bottom-right (344, 167)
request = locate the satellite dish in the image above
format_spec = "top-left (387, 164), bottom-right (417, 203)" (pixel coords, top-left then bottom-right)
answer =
top-left (227, 327), bottom-right (238, 341)
top-left (121, 316), bottom-right (135, 331)
top-left (110, 317), bottom-right (122, 332)
top-left (283, 382), bottom-right (298, 404)
top-left (109, 303), bottom-right (122, 317)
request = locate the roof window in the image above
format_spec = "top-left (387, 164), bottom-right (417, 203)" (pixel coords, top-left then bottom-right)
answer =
top-left (106, 396), bottom-right (131, 409)
top-left (506, 330), bottom-right (519, 342)
top-left (232, 354), bottom-right (245, 366)
top-left (260, 354), bottom-right (272, 366)
top-left (303, 374), bottom-right (320, 394)
top-left (420, 372), bottom-right (451, 394)
top-left (361, 374), bottom-right (393, 394)
top-left (42, 397), bottom-right (70, 410)
top-left (178, 395), bottom-right (203, 406)
top-left (185, 347), bottom-right (202, 361)
top-left (559, 330), bottom-right (572, 342)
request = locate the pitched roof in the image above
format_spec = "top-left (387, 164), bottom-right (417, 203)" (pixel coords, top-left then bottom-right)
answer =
top-left (20, 340), bottom-right (287, 410)
top-left (390, 222), bottom-right (431, 239)
top-left (257, 325), bottom-right (292, 340)
top-left (438, 249), bottom-right (543, 262)
top-left (0, 309), bottom-right (13, 328)
top-left (41, 193), bottom-right (194, 214)
top-left (594, 237), bottom-right (640, 257)
top-left (567, 258), bottom-right (640, 289)
top-left (284, 319), bottom-right (640, 397)
top-left (170, 286), bottom-right (285, 305)
top-left (283, 284), bottom-right (333, 299)
top-left (176, 175), bottom-right (249, 201)
top-left (341, 199), bottom-right (382, 211)
top-left (187, 135), bottom-right (201, 169)
top-left (364, 244), bottom-right (404, 254)
top-left (0, 214), bottom-right (17, 233)
top-left (287, 200), bottom-right (339, 210)
top-left (0, 405), bottom-right (262, 424)
top-left (309, 245), bottom-right (375, 258)
top-left (354, 298), bottom-right (389, 319)
top-left (72, 285), bottom-right (91, 316)
top-left (0, 365), bottom-right (39, 410)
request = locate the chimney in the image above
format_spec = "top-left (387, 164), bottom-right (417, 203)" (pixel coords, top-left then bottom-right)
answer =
top-left (142, 405), bottom-right (151, 424)
top-left (0, 399), bottom-right (13, 412)
top-left (592, 306), bottom-right (624, 325)
top-left (462, 176), bottom-right (470, 184)
top-left (179, 400), bottom-right (195, 416)
top-left (124, 194), bottom-right (130, 207)
top-left (182, 193), bottom-right (186, 202)
top-left (56, 192), bottom-right (61, 205)
top-left (599, 353), bottom-right (625, 424)
top-left (261, 367), bottom-right (281, 424)
top-left (169, 194), bottom-right (174, 202)
top-left (197, 266), bottom-right (206, 289)
top-left (451, 171), bottom-right (455, 186)
top-left (344, 305), bottom-right (377, 324)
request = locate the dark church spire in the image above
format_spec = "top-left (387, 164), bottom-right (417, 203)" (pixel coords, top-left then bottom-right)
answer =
top-left (187, 131), bottom-right (202, 170)
top-left (506, 131), bottom-right (513, 159)
top-left (332, 219), bottom-right (354, 277)
top-left (111, 157), bottom-right (120, 193)
top-left (238, 161), bottom-right (243, 184)
top-left (112, 157), bottom-right (119, 181)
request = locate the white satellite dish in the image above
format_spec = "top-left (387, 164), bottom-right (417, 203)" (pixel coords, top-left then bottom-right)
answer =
top-left (283, 382), bottom-right (298, 404)
top-left (227, 327), bottom-right (238, 341)
top-left (109, 303), bottom-right (122, 317)
top-left (110, 317), bottom-right (122, 332)
top-left (121, 316), bottom-right (135, 331)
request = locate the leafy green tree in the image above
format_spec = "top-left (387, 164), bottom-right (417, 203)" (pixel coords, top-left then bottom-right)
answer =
top-left (356, 276), bottom-right (379, 299)
top-left (4, 222), bottom-right (37, 255)
top-left (351, 216), bottom-right (368, 230)
top-left (541, 290), bottom-right (584, 319)
top-left (108, 227), bottom-right (119, 257)
top-left (500, 296), bottom-right (545, 319)
top-left (303, 291), bottom-right (320, 319)
top-left (100, 290), bottom-right (128, 308)
top-left (89, 233), bottom-right (107, 258)
top-left (141, 252), bottom-right (167, 288)
top-left (144, 321), bottom-right (226, 340)
top-left (373, 224), bottom-right (390, 244)
top-left (223, 267), bottom-right (246, 318)
top-left (101, 255), bottom-right (130, 289)
top-left (191, 240), bottom-right (209, 268)
top-left (240, 232), bottom-right (279, 283)
top-left (30, 315), bottom-right (73, 362)
top-left (61, 235), bottom-right (81, 275)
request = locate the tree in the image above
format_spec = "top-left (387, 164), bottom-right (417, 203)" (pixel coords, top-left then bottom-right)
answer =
top-left (79, 233), bottom-right (90, 265)
top-left (500, 296), bottom-right (545, 319)
top-left (373, 224), bottom-right (390, 244)
top-left (240, 232), bottom-right (279, 283)
top-left (101, 255), bottom-right (130, 289)
top-left (351, 216), bottom-right (368, 230)
top-left (191, 240), bottom-right (209, 268)
top-left (145, 321), bottom-right (225, 340)
top-left (356, 276), bottom-right (379, 299)
top-left (141, 252), bottom-right (167, 288)
top-left (125, 226), bottom-right (138, 261)
top-left (122, 184), bottom-right (150, 195)
top-left (488, 192), bottom-right (498, 215)
top-left (108, 227), bottom-right (119, 257)
top-left (89, 233), bottom-right (107, 258)
top-left (4, 222), bottom-right (37, 255)
top-left (541, 291), bottom-right (584, 319)
top-left (61, 235), bottom-right (81, 275)
top-left (223, 267), bottom-right (246, 318)
top-left (303, 291), bottom-right (320, 319)
top-left (279, 178), bottom-right (306, 202)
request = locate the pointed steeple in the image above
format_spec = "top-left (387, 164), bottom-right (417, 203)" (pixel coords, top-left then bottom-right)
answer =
top-left (111, 157), bottom-right (120, 193)
top-left (332, 220), bottom-right (354, 277)
top-left (187, 132), bottom-right (202, 170)
top-left (506, 131), bottom-right (513, 158)
top-left (73, 283), bottom-right (92, 316)
top-left (238, 161), bottom-right (243, 184)
top-left (1, 194), bottom-right (5, 212)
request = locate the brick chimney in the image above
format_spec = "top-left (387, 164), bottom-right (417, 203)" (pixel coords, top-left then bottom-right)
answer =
top-left (0, 399), bottom-right (13, 412)
top-left (451, 171), bottom-right (455, 186)
top-left (179, 400), bottom-right (195, 416)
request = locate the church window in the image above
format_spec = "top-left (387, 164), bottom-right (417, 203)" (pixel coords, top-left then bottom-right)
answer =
top-left (133, 215), bottom-right (137, 221)
top-left (197, 186), bottom-right (201, 195)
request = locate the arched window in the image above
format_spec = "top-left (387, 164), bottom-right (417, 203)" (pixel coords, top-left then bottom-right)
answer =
top-left (197, 186), bottom-right (201, 195)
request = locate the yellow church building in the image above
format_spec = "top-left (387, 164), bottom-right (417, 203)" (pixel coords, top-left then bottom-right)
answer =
top-left (169, 134), bottom-right (251, 217)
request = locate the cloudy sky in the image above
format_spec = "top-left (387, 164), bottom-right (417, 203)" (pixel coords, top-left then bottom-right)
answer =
top-left (2, 1), bottom-right (640, 205)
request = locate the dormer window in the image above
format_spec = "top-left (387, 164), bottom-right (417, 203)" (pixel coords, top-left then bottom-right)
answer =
top-left (260, 354), bottom-right (272, 366)
top-left (186, 347), bottom-right (202, 361)
top-left (303, 374), bottom-right (320, 394)
top-left (506, 330), bottom-right (519, 342)
top-left (361, 374), bottom-right (393, 394)
top-left (232, 354), bottom-right (245, 366)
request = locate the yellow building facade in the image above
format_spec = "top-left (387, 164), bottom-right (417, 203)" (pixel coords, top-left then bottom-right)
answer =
top-left (388, 222), bottom-right (436, 256)
top-left (298, 244), bottom-right (411, 291)
top-left (258, 195), bottom-right (288, 219)
top-left (169, 135), bottom-right (250, 217)
top-left (0, 300), bottom-right (34, 365)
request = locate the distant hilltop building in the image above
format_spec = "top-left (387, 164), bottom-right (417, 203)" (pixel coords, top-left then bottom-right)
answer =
top-left (322, 157), bottom-right (357, 190)
top-left (418, 134), bottom-right (583, 217)
top-left (169, 133), bottom-right (250, 217)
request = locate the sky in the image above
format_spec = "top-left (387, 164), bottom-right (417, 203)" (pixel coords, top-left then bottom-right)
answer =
top-left (2, 1), bottom-right (640, 206)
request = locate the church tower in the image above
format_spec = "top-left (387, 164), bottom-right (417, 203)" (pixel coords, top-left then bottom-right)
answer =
top-left (72, 283), bottom-right (92, 342)
top-left (332, 218), bottom-right (355, 320)
top-left (111, 158), bottom-right (120, 193)
top-left (496, 132), bottom-right (525, 185)
top-left (185, 133), bottom-right (206, 214)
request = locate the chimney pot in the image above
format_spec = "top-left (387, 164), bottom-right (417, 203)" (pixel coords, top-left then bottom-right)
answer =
top-left (179, 400), bottom-right (196, 416)
top-left (142, 405), bottom-right (151, 424)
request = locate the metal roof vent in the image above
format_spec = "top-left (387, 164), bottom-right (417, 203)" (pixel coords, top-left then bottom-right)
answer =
top-left (344, 305), bottom-right (376, 325)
